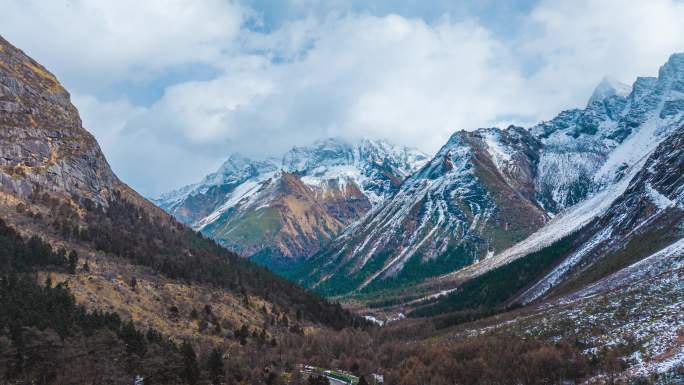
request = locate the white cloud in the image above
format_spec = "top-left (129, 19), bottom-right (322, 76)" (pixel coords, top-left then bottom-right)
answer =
top-left (0, 0), bottom-right (247, 89)
top-left (75, 94), bottom-right (226, 196)
top-left (4, 0), bottom-right (684, 195)
top-left (522, 0), bottom-right (684, 112)
top-left (132, 14), bottom-right (534, 164)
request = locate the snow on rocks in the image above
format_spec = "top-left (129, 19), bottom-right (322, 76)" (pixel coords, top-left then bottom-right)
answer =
top-left (646, 183), bottom-right (676, 210)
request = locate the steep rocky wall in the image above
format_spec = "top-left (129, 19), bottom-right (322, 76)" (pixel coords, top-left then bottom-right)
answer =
top-left (0, 36), bottom-right (117, 206)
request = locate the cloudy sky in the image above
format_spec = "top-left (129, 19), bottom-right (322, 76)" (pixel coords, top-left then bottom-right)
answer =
top-left (2, 0), bottom-right (684, 196)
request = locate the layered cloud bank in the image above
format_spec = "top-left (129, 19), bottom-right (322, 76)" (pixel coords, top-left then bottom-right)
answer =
top-left (3, 0), bottom-right (684, 195)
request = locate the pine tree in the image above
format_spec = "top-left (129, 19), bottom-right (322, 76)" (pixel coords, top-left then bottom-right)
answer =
top-left (119, 320), bottom-right (146, 356)
top-left (180, 341), bottom-right (200, 385)
top-left (206, 347), bottom-right (224, 385)
top-left (237, 324), bottom-right (249, 345)
top-left (68, 250), bottom-right (78, 273)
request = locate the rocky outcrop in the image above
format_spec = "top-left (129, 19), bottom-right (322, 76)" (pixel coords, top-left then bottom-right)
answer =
top-left (0, 36), bottom-right (117, 206)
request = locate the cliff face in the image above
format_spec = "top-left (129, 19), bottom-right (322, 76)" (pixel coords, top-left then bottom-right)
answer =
top-left (0, 36), bottom-right (117, 206)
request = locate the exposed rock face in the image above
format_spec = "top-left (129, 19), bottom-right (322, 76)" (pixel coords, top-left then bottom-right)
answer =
top-left (0, 36), bottom-right (117, 206)
top-left (155, 138), bottom-right (428, 266)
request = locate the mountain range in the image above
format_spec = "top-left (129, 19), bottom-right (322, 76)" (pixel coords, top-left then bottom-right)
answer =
top-left (294, 53), bottom-right (684, 301)
top-left (162, 52), bottom-right (684, 305)
top-left (154, 138), bottom-right (427, 270)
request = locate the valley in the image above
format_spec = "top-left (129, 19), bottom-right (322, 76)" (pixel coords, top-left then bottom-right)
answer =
top-left (2, 22), bottom-right (684, 385)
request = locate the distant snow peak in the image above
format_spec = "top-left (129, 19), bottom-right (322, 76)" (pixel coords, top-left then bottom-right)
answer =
top-left (206, 153), bottom-right (278, 186)
top-left (154, 136), bottom-right (429, 262)
top-left (659, 52), bottom-right (684, 80)
top-left (588, 76), bottom-right (632, 105)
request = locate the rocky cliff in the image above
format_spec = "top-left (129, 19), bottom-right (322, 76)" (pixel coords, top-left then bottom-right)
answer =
top-left (0, 36), bottom-right (117, 206)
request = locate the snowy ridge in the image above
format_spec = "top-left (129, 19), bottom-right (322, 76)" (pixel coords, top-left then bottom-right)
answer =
top-left (454, 101), bottom-right (681, 297)
top-left (155, 154), bottom-right (279, 214)
top-left (345, 133), bottom-right (483, 281)
top-left (283, 137), bottom-right (428, 204)
top-left (155, 137), bottom-right (428, 261)
top-left (532, 54), bottom-right (684, 212)
top-left (558, 237), bottom-right (684, 304)
top-left (195, 171), bottom-right (277, 230)
top-left (156, 138), bottom-right (427, 224)
top-left (587, 76), bottom-right (632, 105)
top-left (303, 127), bottom-right (547, 294)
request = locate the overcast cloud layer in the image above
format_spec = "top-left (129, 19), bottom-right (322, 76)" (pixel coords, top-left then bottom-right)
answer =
top-left (2, 0), bottom-right (684, 196)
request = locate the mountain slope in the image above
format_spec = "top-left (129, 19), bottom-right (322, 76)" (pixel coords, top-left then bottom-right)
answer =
top-left (471, 52), bottom-right (684, 302)
top-left (409, 54), bottom-right (684, 316)
top-left (521, 122), bottom-right (684, 304)
top-left (155, 138), bottom-right (427, 268)
top-left (403, 123), bottom-right (684, 379)
top-left (298, 126), bottom-right (549, 296)
top-left (0, 31), bottom-right (361, 352)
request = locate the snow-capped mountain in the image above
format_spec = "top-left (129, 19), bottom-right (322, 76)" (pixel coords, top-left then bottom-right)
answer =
top-left (154, 138), bottom-right (428, 268)
top-left (299, 126), bottom-right (548, 295)
top-left (419, 122), bottom-right (684, 332)
top-left (298, 52), bottom-right (684, 296)
top-left (516, 121), bottom-right (684, 305)
top-left (534, 54), bottom-right (684, 213)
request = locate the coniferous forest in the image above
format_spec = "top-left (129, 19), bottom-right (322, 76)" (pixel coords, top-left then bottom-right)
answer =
top-left (0, 215), bottom-right (640, 384)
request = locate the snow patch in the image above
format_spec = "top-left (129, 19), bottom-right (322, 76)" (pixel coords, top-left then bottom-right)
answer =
top-left (483, 131), bottom-right (513, 172)
top-left (195, 173), bottom-right (274, 230)
top-left (646, 183), bottom-right (675, 210)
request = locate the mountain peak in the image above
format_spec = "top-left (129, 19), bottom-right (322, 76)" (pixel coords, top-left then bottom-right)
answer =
top-left (220, 152), bottom-right (254, 170)
top-left (203, 153), bottom-right (276, 187)
top-left (588, 76), bottom-right (632, 105)
top-left (660, 52), bottom-right (684, 78)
